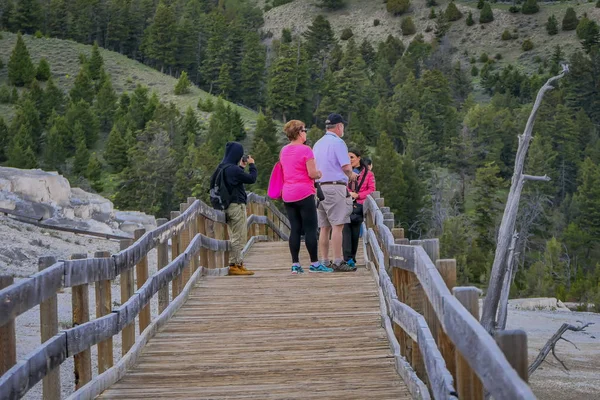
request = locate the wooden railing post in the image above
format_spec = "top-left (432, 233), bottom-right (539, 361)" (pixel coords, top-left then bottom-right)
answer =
top-left (0, 275), bottom-right (16, 377)
top-left (495, 330), bottom-right (528, 383)
top-left (170, 211), bottom-right (182, 297)
top-left (207, 218), bottom-right (217, 269)
top-left (258, 203), bottom-right (266, 236)
top-left (266, 205), bottom-right (274, 241)
top-left (246, 202), bottom-right (253, 241)
top-left (71, 253), bottom-right (91, 390)
top-left (38, 257), bottom-right (61, 399)
top-left (134, 229), bottom-right (151, 334)
top-left (453, 287), bottom-right (484, 400)
top-left (197, 213), bottom-right (209, 268)
top-left (436, 259), bottom-right (457, 382)
top-left (187, 198), bottom-right (199, 274)
top-left (156, 218), bottom-right (170, 313)
top-left (223, 220), bottom-right (230, 267)
top-left (214, 219), bottom-right (225, 268)
top-left (179, 203), bottom-right (191, 284)
top-left (120, 239), bottom-right (135, 356)
top-left (94, 251), bottom-right (113, 374)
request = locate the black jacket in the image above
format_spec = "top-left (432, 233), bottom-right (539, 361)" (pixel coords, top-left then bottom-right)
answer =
top-left (219, 142), bottom-right (257, 205)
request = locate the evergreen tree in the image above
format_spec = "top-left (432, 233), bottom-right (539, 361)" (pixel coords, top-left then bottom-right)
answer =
top-left (401, 17), bottom-right (416, 35)
top-left (479, 3), bottom-right (494, 23)
top-left (95, 78), bottom-right (118, 131)
top-left (48, 0), bottom-right (69, 38)
top-left (477, 0), bottom-right (484, 9)
top-left (86, 153), bottom-right (103, 184)
top-left (0, 86), bottom-right (10, 104)
top-left (562, 7), bottom-right (578, 31)
top-left (306, 125), bottom-right (323, 147)
top-left (7, 125), bottom-right (37, 169)
top-left (374, 131), bottom-right (406, 218)
top-left (142, 0), bottom-right (176, 73)
top-left (216, 64), bottom-right (234, 97)
top-left (28, 79), bottom-right (44, 111)
top-left (104, 125), bottom-right (129, 172)
top-left (316, 0), bottom-right (346, 11)
top-left (445, 1), bottom-right (463, 21)
top-left (88, 42), bottom-right (104, 81)
top-left (240, 32), bottom-right (266, 108)
top-left (8, 33), bottom-right (35, 87)
top-left (521, 0), bottom-right (539, 15)
top-left (42, 124), bottom-right (67, 171)
top-left (70, 65), bottom-right (95, 104)
top-left (360, 39), bottom-right (376, 67)
top-left (66, 100), bottom-right (99, 148)
top-left (546, 15), bottom-right (559, 35)
top-left (10, 98), bottom-right (42, 151)
top-left (387, 0), bottom-right (411, 16)
top-left (11, 87), bottom-right (19, 104)
top-left (200, 11), bottom-right (228, 93)
top-left (429, 8), bottom-right (437, 20)
top-left (397, 156), bottom-right (424, 234)
top-left (282, 28), bottom-right (293, 44)
top-left (403, 111), bottom-right (435, 174)
top-left (36, 58), bottom-right (51, 81)
top-left (250, 138), bottom-right (273, 191)
top-left (127, 84), bottom-right (153, 131)
top-left (573, 158), bottom-right (600, 241)
top-left (12, 0), bottom-right (42, 34)
top-left (73, 124), bottom-right (90, 175)
top-left (42, 78), bottom-right (65, 122)
top-left (466, 11), bottom-right (474, 26)
top-left (303, 15), bottom-right (336, 57)
top-left (472, 162), bottom-right (504, 251)
top-left (174, 71), bottom-right (192, 95)
top-left (577, 17), bottom-right (600, 52)
top-left (0, 117), bottom-right (9, 162)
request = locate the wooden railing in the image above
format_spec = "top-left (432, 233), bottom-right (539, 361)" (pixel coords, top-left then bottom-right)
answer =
top-left (362, 191), bottom-right (535, 400)
top-left (0, 195), bottom-right (288, 400)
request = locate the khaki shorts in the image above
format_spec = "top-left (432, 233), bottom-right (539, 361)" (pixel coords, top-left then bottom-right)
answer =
top-left (317, 185), bottom-right (353, 227)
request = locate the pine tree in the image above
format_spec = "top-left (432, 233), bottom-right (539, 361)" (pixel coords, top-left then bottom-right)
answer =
top-left (70, 65), bottom-right (95, 104)
top-left (88, 42), bottom-right (104, 81)
top-left (73, 124), bottom-right (90, 175)
top-left (573, 158), bottom-right (600, 241)
top-left (174, 71), bottom-right (192, 95)
top-left (36, 58), bottom-right (51, 81)
top-left (0, 117), bottom-right (9, 162)
top-left (216, 64), bottom-right (233, 97)
top-left (48, 0), bottom-right (69, 38)
top-left (141, 0), bottom-right (176, 73)
top-left (7, 125), bottom-right (37, 169)
top-left (521, 0), bottom-right (539, 15)
top-left (374, 132), bottom-right (407, 224)
top-left (546, 15), bottom-right (559, 35)
top-left (86, 153), bottom-right (103, 182)
top-left (42, 124), bottom-right (67, 171)
top-left (576, 17), bottom-right (600, 52)
top-left (240, 32), bottom-right (266, 108)
top-left (477, 0), bottom-right (484, 9)
top-left (28, 79), bottom-right (44, 111)
top-left (316, 0), bottom-right (346, 11)
top-left (95, 78), bottom-right (118, 131)
top-left (562, 7), bottom-right (578, 31)
top-left (466, 11), bottom-right (474, 26)
top-left (387, 0), bottom-right (411, 16)
top-left (303, 15), bottom-right (336, 57)
top-left (403, 111), bottom-right (436, 173)
top-left (11, 87), bottom-right (19, 104)
top-left (105, 125), bottom-right (129, 172)
top-left (479, 3), bottom-right (494, 23)
top-left (10, 98), bottom-right (42, 152)
top-left (429, 8), bottom-right (437, 19)
top-left (306, 125), bottom-right (323, 147)
top-left (200, 11), bottom-right (228, 93)
top-left (472, 162), bottom-right (504, 251)
top-left (42, 78), bottom-right (65, 122)
top-left (13, 0), bottom-right (42, 34)
top-left (0, 86), bottom-right (9, 104)
top-left (445, 1), bottom-right (463, 21)
top-left (401, 17), bottom-right (416, 35)
top-left (8, 33), bottom-right (35, 87)
top-left (250, 138), bottom-right (272, 191)
top-left (66, 100), bottom-right (99, 148)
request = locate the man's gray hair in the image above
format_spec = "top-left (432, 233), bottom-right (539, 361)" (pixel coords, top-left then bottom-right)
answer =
top-left (325, 124), bottom-right (337, 130)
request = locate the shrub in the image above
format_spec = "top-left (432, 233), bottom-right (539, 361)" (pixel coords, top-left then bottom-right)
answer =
top-left (401, 17), bottom-right (416, 35)
top-left (470, 56), bottom-right (477, 64)
top-left (479, 2), bottom-right (494, 23)
top-left (34, 30), bottom-right (43, 39)
top-left (429, 8), bottom-right (436, 20)
top-left (546, 14), bottom-right (559, 35)
top-left (197, 97), bottom-right (214, 112)
top-left (495, 53), bottom-right (502, 60)
top-left (562, 7), bottom-right (578, 31)
top-left (445, 1), bottom-right (463, 21)
top-left (387, 0), bottom-right (411, 15)
top-left (281, 28), bottom-right (292, 43)
top-left (471, 66), bottom-right (479, 76)
top-left (522, 39), bottom-right (534, 51)
top-left (509, 6), bottom-right (520, 13)
top-left (174, 71), bottom-right (191, 95)
top-left (501, 29), bottom-right (512, 40)
top-left (0, 85), bottom-right (10, 104)
top-left (273, 0), bottom-right (293, 6)
top-left (466, 11), bottom-right (474, 26)
top-left (479, 52), bottom-right (489, 63)
top-left (521, 0), bottom-right (539, 15)
top-left (597, 0), bottom-right (600, 7)
top-left (577, 17), bottom-right (600, 51)
top-left (36, 58), bottom-right (51, 81)
top-left (477, 0), bottom-right (484, 9)
top-left (374, 19), bottom-right (380, 26)
top-left (0, 57), bottom-right (3, 71)
top-left (340, 27), bottom-right (354, 40)
top-left (426, 0), bottom-right (438, 6)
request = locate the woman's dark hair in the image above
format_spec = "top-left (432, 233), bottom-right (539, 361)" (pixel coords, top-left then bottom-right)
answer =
top-left (349, 148), bottom-right (368, 170)
top-left (364, 157), bottom-right (372, 166)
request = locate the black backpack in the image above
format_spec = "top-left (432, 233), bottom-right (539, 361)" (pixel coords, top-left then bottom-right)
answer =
top-left (209, 164), bottom-right (234, 210)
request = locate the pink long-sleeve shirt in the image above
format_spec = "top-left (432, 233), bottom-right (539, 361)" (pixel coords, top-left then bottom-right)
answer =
top-left (348, 168), bottom-right (376, 204)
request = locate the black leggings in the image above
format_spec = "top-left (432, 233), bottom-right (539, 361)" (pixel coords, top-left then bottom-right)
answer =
top-left (284, 196), bottom-right (319, 264)
top-left (343, 221), bottom-right (361, 261)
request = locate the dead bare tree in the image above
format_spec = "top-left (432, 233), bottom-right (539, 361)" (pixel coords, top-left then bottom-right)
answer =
top-left (480, 66), bottom-right (569, 335)
top-left (529, 321), bottom-right (594, 376)
top-left (497, 231), bottom-right (519, 330)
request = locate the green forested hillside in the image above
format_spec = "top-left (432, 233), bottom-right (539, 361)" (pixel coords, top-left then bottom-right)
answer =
top-left (0, 0), bottom-right (599, 307)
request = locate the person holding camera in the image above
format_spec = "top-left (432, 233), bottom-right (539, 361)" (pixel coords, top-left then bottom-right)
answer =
top-left (210, 142), bottom-right (257, 276)
top-left (343, 149), bottom-right (375, 267)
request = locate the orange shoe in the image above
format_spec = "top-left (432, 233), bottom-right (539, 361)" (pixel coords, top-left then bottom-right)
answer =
top-left (229, 264), bottom-right (254, 276)
top-left (238, 263), bottom-right (255, 275)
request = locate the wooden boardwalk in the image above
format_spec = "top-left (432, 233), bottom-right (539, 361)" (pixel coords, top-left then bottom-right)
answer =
top-left (98, 241), bottom-right (411, 399)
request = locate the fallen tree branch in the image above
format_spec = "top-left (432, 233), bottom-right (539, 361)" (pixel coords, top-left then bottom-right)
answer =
top-left (522, 174), bottom-right (552, 182)
top-left (528, 322), bottom-right (594, 376)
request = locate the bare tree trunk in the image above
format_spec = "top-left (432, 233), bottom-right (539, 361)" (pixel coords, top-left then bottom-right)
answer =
top-left (480, 68), bottom-right (567, 334)
top-left (497, 231), bottom-right (518, 330)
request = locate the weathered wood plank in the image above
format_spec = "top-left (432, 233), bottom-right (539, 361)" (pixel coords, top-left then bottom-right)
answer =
top-left (38, 257), bottom-right (61, 400)
top-left (156, 218), bottom-right (170, 314)
top-left (94, 251), bottom-right (114, 374)
top-left (0, 276), bottom-right (16, 376)
top-left (495, 330), bottom-right (528, 383)
top-left (134, 229), bottom-right (151, 334)
top-left (71, 253), bottom-right (92, 390)
top-left (63, 257), bottom-right (116, 287)
top-left (119, 239), bottom-right (135, 357)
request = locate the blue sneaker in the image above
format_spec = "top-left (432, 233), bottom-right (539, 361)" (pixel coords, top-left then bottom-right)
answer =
top-left (309, 264), bottom-right (334, 273)
top-left (346, 258), bottom-right (356, 268)
top-left (291, 265), bottom-right (304, 274)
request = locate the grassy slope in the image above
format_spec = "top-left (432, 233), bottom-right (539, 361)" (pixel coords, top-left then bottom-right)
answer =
top-left (0, 32), bottom-right (259, 128)
top-left (261, 0), bottom-right (598, 71)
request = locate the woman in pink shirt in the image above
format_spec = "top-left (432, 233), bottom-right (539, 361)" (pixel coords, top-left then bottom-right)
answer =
top-left (280, 121), bottom-right (333, 274)
top-left (343, 148), bottom-right (376, 267)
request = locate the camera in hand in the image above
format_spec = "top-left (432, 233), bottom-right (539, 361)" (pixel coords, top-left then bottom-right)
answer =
top-left (241, 155), bottom-right (249, 163)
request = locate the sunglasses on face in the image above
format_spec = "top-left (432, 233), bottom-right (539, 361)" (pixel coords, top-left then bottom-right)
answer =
top-left (300, 127), bottom-right (308, 132)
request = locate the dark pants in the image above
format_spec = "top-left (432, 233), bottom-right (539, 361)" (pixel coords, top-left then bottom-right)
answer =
top-left (284, 196), bottom-right (319, 264)
top-left (343, 221), bottom-right (361, 262)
